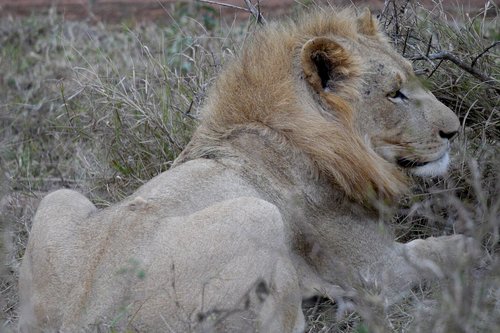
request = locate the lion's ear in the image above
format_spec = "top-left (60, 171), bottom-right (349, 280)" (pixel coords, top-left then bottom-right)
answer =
top-left (357, 8), bottom-right (379, 36)
top-left (301, 37), bottom-right (358, 94)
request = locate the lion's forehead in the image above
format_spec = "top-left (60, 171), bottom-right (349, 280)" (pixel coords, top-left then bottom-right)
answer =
top-left (361, 47), bottom-right (414, 78)
top-left (303, 36), bottom-right (414, 93)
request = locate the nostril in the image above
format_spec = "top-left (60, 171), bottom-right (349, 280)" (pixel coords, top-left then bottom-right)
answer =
top-left (439, 130), bottom-right (458, 140)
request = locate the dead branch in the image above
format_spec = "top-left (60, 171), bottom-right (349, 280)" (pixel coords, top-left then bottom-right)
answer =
top-left (198, 0), bottom-right (266, 25)
top-left (425, 35), bottom-right (433, 57)
top-left (411, 51), bottom-right (499, 93)
top-left (243, 0), bottom-right (267, 25)
top-left (427, 59), bottom-right (444, 79)
top-left (402, 29), bottom-right (411, 56)
top-left (197, 0), bottom-right (251, 14)
top-left (471, 41), bottom-right (500, 68)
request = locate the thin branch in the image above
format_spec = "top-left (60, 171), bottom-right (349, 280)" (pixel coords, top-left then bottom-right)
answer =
top-left (402, 29), bottom-right (411, 56)
top-left (427, 59), bottom-right (443, 79)
top-left (411, 51), bottom-right (499, 93)
top-left (425, 35), bottom-right (433, 57)
top-left (197, 0), bottom-right (251, 13)
top-left (198, 0), bottom-right (266, 25)
top-left (471, 41), bottom-right (500, 68)
top-left (392, 0), bottom-right (399, 37)
top-left (243, 0), bottom-right (267, 25)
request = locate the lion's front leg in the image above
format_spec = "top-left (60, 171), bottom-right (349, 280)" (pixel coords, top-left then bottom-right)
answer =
top-left (372, 234), bottom-right (477, 302)
top-left (403, 234), bottom-right (477, 277)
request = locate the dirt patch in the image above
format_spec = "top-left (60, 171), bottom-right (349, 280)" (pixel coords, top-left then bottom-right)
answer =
top-left (0, 0), bottom-right (489, 23)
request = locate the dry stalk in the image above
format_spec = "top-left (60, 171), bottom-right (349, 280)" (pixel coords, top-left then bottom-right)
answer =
top-left (197, 0), bottom-right (267, 25)
top-left (197, 0), bottom-right (251, 13)
top-left (411, 51), bottom-right (500, 94)
top-left (471, 41), bottom-right (500, 68)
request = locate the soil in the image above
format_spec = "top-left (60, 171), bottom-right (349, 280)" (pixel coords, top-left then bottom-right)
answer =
top-left (0, 0), bottom-right (490, 23)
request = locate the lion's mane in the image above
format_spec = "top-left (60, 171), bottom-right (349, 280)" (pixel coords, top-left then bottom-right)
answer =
top-left (175, 8), bottom-right (407, 203)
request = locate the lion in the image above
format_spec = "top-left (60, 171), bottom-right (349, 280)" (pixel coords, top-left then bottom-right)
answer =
top-left (19, 7), bottom-right (472, 332)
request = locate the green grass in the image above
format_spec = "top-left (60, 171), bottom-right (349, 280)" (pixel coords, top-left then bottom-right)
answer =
top-left (1, 1), bottom-right (499, 332)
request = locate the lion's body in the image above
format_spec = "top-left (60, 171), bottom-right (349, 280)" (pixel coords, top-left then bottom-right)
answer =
top-left (19, 7), bottom-right (468, 332)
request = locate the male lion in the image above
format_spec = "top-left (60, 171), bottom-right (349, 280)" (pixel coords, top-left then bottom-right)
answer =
top-left (19, 7), bottom-right (472, 332)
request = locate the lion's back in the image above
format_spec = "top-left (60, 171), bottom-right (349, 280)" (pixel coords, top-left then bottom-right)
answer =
top-left (19, 158), bottom-right (274, 331)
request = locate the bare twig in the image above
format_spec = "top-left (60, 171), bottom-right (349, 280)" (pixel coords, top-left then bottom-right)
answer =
top-left (243, 0), bottom-right (267, 25)
top-left (392, 0), bottom-right (399, 36)
top-left (402, 29), bottom-right (411, 56)
top-left (197, 0), bottom-right (251, 13)
top-left (197, 0), bottom-right (266, 24)
top-left (425, 35), bottom-right (433, 57)
top-left (411, 51), bottom-right (499, 93)
top-left (427, 59), bottom-right (443, 79)
top-left (471, 41), bottom-right (500, 68)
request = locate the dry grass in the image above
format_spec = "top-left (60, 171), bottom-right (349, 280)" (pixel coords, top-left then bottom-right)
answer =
top-left (0, 2), bottom-right (243, 329)
top-left (1, 1), bottom-right (499, 332)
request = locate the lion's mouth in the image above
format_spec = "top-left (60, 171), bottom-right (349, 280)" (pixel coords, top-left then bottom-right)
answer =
top-left (396, 158), bottom-right (429, 168)
top-left (396, 151), bottom-right (450, 177)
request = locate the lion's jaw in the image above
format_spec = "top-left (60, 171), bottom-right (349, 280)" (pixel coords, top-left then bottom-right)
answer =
top-left (375, 142), bottom-right (452, 177)
top-left (408, 151), bottom-right (450, 177)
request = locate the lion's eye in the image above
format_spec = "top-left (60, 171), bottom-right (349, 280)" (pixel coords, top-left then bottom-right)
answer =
top-left (387, 90), bottom-right (407, 100)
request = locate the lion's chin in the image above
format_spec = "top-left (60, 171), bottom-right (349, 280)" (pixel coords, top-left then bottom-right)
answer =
top-left (408, 152), bottom-right (450, 177)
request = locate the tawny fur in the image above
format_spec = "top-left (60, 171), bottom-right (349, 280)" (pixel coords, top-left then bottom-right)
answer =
top-left (19, 7), bottom-right (471, 333)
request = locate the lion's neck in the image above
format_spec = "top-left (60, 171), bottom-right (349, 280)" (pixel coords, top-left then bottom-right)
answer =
top-left (178, 123), bottom-right (366, 217)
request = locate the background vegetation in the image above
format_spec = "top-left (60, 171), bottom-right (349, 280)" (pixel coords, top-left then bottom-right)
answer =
top-left (1, 1), bottom-right (498, 332)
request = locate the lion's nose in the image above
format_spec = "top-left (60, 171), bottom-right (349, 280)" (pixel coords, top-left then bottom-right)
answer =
top-left (439, 130), bottom-right (458, 141)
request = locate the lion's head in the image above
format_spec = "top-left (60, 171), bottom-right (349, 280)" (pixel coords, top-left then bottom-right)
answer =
top-left (176, 8), bottom-right (460, 204)
top-left (347, 10), bottom-right (460, 178)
